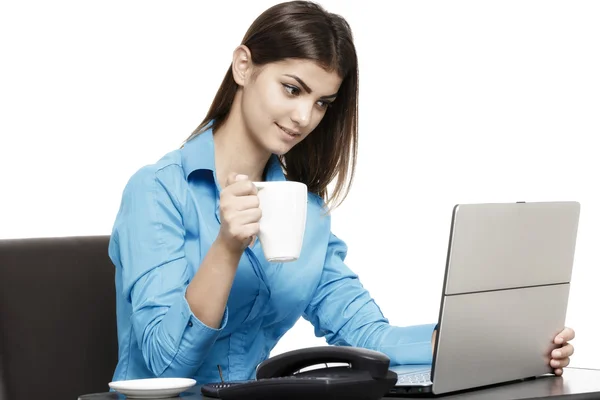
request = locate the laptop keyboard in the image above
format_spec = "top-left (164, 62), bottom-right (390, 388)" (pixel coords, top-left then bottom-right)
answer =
top-left (397, 371), bottom-right (432, 384)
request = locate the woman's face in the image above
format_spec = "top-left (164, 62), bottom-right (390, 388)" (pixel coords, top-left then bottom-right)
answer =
top-left (238, 57), bottom-right (343, 156)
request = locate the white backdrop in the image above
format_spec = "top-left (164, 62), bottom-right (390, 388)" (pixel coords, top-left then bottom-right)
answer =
top-left (1, 1), bottom-right (598, 369)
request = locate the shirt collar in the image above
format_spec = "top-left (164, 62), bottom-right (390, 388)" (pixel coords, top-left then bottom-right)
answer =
top-left (181, 124), bottom-right (287, 182)
top-left (181, 125), bottom-right (217, 178)
top-left (264, 154), bottom-right (287, 182)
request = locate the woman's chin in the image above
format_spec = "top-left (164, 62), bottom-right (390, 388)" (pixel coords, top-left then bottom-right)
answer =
top-left (266, 140), bottom-right (295, 156)
top-left (269, 147), bottom-right (292, 156)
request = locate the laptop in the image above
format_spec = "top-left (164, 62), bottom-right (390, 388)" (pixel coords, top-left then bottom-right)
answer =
top-left (388, 201), bottom-right (580, 397)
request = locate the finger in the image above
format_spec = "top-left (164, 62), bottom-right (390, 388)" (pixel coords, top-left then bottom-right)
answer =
top-left (231, 208), bottom-right (262, 226)
top-left (233, 195), bottom-right (260, 211)
top-left (238, 223), bottom-right (260, 242)
top-left (225, 173), bottom-right (244, 187)
top-left (551, 357), bottom-right (570, 369)
top-left (220, 195), bottom-right (260, 217)
top-left (228, 220), bottom-right (260, 241)
top-left (555, 327), bottom-right (575, 344)
top-left (563, 327), bottom-right (575, 341)
top-left (225, 179), bottom-right (258, 197)
top-left (552, 344), bottom-right (574, 359)
top-left (554, 368), bottom-right (563, 376)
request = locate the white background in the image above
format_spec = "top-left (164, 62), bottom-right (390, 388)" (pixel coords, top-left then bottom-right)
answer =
top-left (1, 1), bottom-right (598, 368)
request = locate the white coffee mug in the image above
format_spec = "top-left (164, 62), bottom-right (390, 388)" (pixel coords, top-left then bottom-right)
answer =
top-left (253, 181), bottom-right (307, 262)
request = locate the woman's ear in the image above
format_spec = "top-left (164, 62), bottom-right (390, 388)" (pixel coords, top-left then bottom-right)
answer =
top-left (232, 45), bottom-right (253, 87)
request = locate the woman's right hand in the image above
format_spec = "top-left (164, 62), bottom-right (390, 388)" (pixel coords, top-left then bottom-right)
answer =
top-left (216, 173), bottom-right (261, 254)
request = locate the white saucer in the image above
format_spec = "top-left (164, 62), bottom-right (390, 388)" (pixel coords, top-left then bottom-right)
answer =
top-left (108, 378), bottom-right (197, 399)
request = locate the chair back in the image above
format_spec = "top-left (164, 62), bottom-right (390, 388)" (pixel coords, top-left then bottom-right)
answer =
top-left (0, 236), bottom-right (117, 400)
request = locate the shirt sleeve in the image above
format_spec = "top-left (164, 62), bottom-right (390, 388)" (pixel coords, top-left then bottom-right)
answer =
top-left (110, 165), bottom-right (228, 377)
top-left (302, 231), bottom-right (436, 366)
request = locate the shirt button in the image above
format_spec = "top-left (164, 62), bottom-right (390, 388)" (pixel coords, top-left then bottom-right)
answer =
top-left (188, 321), bottom-right (193, 327)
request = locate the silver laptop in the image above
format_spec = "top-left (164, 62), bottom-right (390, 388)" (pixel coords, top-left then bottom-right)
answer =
top-left (388, 201), bottom-right (580, 397)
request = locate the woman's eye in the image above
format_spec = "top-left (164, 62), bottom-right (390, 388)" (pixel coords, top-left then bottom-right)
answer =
top-left (283, 84), bottom-right (300, 96)
top-left (316, 100), bottom-right (332, 109)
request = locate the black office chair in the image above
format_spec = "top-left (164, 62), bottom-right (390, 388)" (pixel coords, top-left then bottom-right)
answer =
top-left (0, 353), bottom-right (7, 400)
top-left (0, 236), bottom-right (118, 400)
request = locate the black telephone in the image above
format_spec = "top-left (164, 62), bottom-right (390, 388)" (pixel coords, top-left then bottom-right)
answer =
top-left (201, 346), bottom-right (398, 400)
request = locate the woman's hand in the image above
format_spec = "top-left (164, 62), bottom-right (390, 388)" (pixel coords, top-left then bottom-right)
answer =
top-left (217, 173), bottom-right (261, 253)
top-left (550, 327), bottom-right (575, 376)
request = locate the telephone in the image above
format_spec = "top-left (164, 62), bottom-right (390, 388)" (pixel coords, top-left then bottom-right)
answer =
top-left (201, 346), bottom-right (398, 400)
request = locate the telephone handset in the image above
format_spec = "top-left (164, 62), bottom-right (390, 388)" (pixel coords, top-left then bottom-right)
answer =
top-left (201, 346), bottom-right (398, 400)
top-left (257, 345), bottom-right (392, 380)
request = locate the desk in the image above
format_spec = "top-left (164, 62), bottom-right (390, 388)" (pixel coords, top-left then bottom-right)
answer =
top-left (78, 368), bottom-right (600, 400)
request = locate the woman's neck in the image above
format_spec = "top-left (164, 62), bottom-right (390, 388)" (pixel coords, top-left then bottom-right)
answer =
top-left (213, 101), bottom-right (271, 189)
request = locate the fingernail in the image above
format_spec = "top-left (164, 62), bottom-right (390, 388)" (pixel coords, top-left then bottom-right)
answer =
top-left (235, 174), bottom-right (248, 181)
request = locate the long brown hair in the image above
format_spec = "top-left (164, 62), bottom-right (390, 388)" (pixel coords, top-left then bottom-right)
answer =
top-left (186, 1), bottom-right (358, 210)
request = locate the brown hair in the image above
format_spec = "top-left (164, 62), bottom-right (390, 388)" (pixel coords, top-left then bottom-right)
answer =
top-left (186, 1), bottom-right (358, 210)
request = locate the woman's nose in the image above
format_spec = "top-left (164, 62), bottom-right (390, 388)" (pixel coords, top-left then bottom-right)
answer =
top-left (290, 102), bottom-right (312, 128)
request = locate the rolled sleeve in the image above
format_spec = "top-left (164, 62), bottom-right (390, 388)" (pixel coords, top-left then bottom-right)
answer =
top-left (153, 286), bottom-right (227, 368)
top-left (377, 323), bottom-right (437, 366)
top-left (112, 165), bottom-right (227, 377)
top-left (303, 231), bottom-right (435, 366)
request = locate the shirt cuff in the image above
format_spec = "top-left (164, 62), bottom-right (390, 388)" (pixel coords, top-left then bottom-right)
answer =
top-left (378, 323), bottom-right (437, 366)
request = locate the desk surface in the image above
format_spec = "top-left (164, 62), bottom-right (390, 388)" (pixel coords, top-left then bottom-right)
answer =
top-left (78, 368), bottom-right (600, 400)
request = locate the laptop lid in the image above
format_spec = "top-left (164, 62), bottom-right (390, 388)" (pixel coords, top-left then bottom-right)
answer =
top-left (391, 201), bottom-right (580, 396)
top-left (432, 201), bottom-right (579, 394)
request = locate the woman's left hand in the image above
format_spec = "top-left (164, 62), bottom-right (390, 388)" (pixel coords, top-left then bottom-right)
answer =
top-left (551, 327), bottom-right (575, 376)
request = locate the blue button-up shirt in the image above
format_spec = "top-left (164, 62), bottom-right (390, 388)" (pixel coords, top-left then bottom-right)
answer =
top-left (109, 126), bottom-right (435, 385)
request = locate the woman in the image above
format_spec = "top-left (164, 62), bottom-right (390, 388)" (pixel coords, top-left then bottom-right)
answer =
top-left (109, 0), bottom-right (574, 385)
